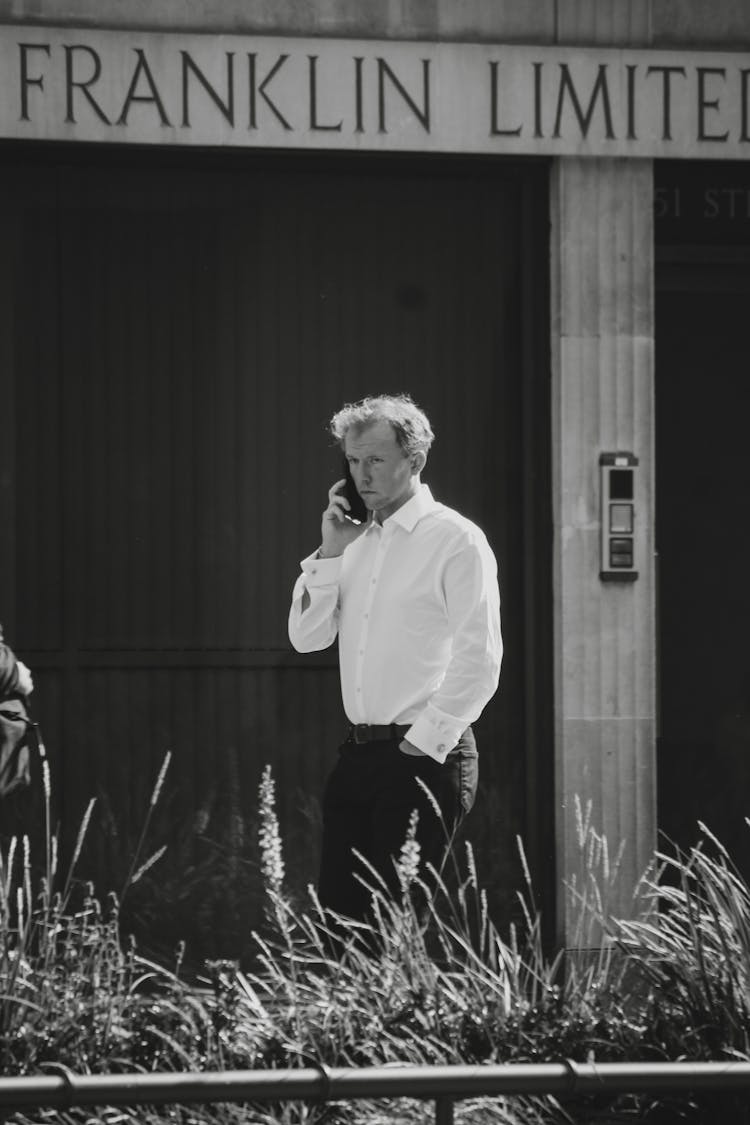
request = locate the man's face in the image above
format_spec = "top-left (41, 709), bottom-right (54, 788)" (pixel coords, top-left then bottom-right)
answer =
top-left (344, 419), bottom-right (418, 523)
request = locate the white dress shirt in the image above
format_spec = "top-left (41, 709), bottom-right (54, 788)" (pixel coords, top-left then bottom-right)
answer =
top-left (288, 484), bottom-right (502, 763)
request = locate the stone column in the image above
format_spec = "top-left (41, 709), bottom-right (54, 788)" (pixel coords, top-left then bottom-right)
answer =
top-left (548, 0), bottom-right (656, 947)
top-left (550, 155), bottom-right (656, 944)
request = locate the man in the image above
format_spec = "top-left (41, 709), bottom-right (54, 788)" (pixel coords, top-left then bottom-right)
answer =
top-left (288, 394), bottom-right (502, 921)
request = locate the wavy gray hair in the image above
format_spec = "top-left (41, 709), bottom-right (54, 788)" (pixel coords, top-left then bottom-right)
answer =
top-left (330, 394), bottom-right (435, 459)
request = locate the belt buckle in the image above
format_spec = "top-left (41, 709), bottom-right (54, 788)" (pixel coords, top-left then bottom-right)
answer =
top-left (353, 723), bottom-right (369, 744)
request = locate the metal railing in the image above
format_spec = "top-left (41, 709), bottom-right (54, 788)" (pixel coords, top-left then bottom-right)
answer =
top-left (3, 1061), bottom-right (750, 1123)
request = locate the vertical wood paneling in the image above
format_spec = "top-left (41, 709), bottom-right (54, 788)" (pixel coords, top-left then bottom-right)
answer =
top-left (656, 271), bottom-right (750, 877)
top-left (12, 174), bottom-right (64, 651)
top-left (7, 148), bottom-right (551, 935)
top-left (0, 182), bottom-right (17, 638)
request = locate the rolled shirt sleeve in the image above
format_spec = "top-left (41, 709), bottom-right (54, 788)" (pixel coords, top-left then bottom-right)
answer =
top-left (288, 551), bottom-right (342, 653)
top-left (405, 534), bottom-right (502, 763)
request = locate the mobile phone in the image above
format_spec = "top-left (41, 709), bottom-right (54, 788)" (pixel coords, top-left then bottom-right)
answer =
top-left (341, 458), bottom-right (368, 523)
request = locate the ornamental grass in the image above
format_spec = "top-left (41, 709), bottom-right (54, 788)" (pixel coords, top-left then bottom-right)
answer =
top-left (1, 746), bottom-right (750, 1123)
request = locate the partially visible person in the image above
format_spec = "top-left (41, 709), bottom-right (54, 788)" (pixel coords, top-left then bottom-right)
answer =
top-left (0, 625), bottom-right (35, 806)
top-left (288, 393), bottom-right (502, 925)
top-left (0, 627), bottom-right (33, 700)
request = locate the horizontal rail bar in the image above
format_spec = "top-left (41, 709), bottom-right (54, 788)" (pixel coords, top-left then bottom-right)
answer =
top-left (3, 1062), bottom-right (750, 1111)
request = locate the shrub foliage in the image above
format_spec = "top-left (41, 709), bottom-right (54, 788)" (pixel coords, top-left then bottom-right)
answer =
top-left (2, 753), bottom-right (750, 1124)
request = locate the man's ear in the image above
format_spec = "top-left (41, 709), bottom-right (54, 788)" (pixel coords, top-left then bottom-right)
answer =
top-left (410, 450), bottom-right (427, 475)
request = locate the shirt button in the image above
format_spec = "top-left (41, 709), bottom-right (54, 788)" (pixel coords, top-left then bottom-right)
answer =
top-left (437, 743), bottom-right (446, 753)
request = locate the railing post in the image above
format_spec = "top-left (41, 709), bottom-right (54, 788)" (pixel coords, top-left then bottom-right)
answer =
top-left (435, 1095), bottom-right (454, 1124)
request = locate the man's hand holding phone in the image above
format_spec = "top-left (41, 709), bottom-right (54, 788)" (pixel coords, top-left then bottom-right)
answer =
top-left (319, 479), bottom-right (368, 558)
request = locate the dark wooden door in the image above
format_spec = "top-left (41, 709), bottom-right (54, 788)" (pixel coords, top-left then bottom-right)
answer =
top-left (0, 145), bottom-right (552, 955)
top-left (656, 161), bottom-right (750, 874)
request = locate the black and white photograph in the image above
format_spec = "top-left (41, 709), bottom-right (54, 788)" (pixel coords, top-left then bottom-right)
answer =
top-left (1, 2), bottom-right (750, 1122)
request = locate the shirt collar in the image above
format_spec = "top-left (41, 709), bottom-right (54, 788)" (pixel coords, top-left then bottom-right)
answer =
top-left (367, 483), bottom-right (438, 534)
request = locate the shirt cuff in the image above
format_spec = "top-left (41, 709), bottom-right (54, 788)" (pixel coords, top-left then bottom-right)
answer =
top-left (300, 550), bottom-right (343, 587)
top-left (405, 709), bottom-right (467, 764)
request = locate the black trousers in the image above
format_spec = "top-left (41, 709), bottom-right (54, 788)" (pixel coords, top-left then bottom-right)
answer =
top-left (318, 727), bottom-right (478, 922)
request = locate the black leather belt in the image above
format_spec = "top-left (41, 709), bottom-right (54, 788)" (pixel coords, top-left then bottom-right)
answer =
top-left (349, 723), bottom-right (410, 744)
